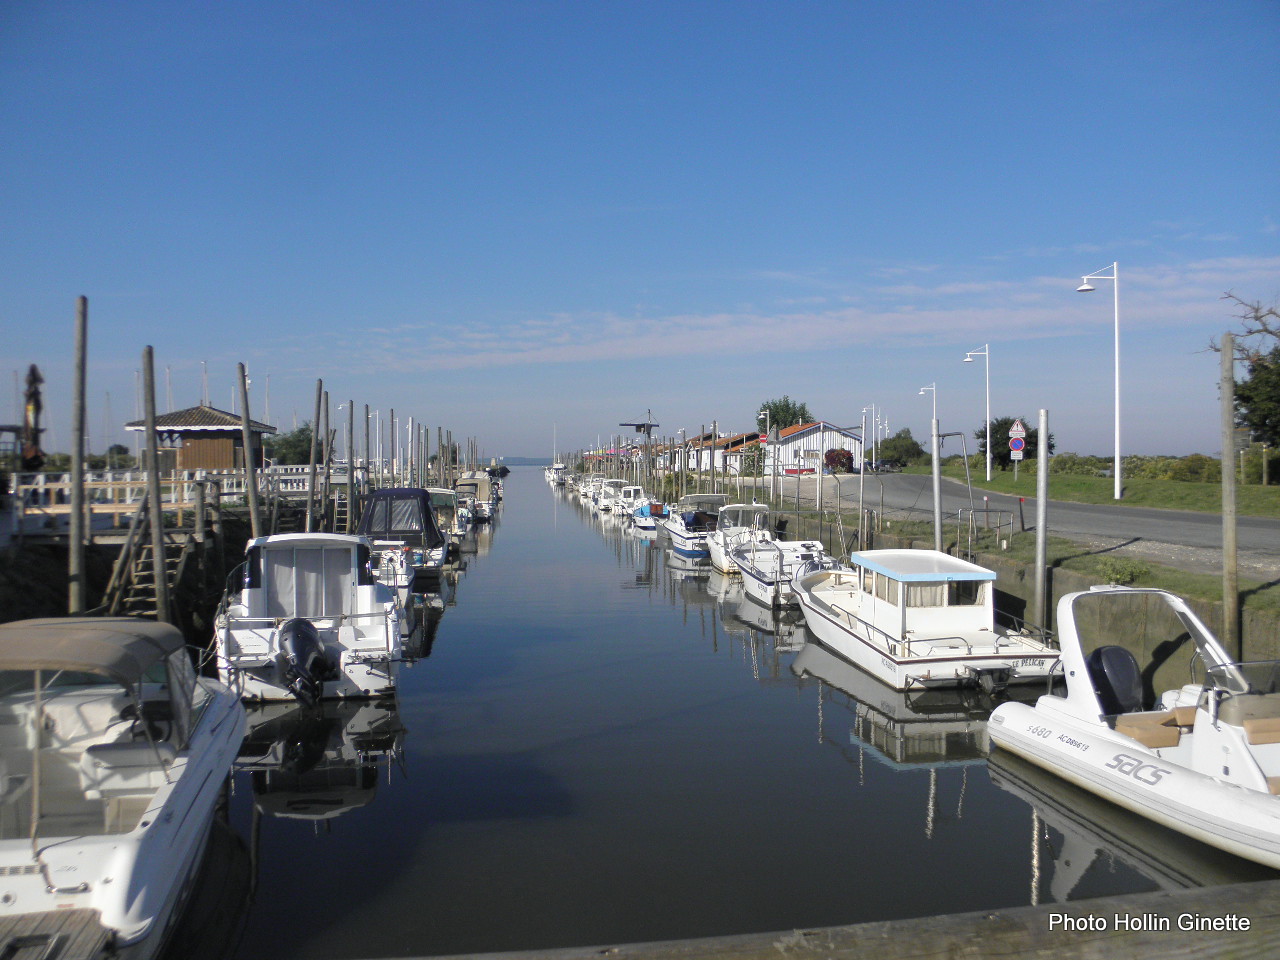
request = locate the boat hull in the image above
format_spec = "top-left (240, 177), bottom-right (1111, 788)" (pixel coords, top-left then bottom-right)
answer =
top-left (989, 700), bottom-right (1280, 870)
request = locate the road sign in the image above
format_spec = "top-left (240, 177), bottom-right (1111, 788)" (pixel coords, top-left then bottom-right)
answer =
top-left (1011, 449), bottom-right (1024, 461)
top-left (1009, 437), bottom-right (1026, 452)
top-left (1009, 419), bottom-right (1027, 438)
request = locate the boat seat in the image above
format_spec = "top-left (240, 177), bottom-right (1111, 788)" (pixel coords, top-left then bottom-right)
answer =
top-left (79, 741), bottom-right (177, 799)
top-left (1218, 692), bottom-right (1280, 730)
top-left (1114, 710), bottom-right (1189, 749)
top-left (1244, 716), bottom-right (1280, 746)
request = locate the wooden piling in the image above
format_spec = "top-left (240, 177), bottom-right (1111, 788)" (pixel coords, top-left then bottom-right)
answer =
top-left (142, 347), bottom-right (171, 623)
top-left (237, 363), bottom-right (262, 540)
top-left (346, 399), bottom-right (355, 532)
top-left (305, 379), bottom-right (322, 532)
top-left (364, 404), bottom-right (371, 496)
top-left (1222, 332), bottom-right (1239, 657)
top-left (68, 296), bottom-right (88, 613)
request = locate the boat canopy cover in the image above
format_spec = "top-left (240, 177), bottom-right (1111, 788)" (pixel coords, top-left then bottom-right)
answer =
top-left (676, 494), bottom-right (728, 512)
top-left (0, 617), bottom-right (184, 688)
top-left (356, 487), bottom-right (447, 548)
top-left (850, 549), bottom-right (997, 583)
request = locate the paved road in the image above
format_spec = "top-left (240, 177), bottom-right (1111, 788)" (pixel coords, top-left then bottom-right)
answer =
top-left (772, 472), bottom-right (1280, 580)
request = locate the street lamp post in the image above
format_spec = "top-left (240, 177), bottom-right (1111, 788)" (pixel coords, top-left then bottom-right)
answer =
top-left (757, 409), bottom-right (773, 499)
top-left (963, 343), bottom-right (991, 482)
top-left (919, 384), bottom-right (942, 551)
top-left (1077, 262), bottom-right (1121, 500)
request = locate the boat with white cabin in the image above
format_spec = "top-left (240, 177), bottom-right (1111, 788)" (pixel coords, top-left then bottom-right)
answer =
top-left (989, 585), bottom-right (1280, 870)
top-left (794, 548), bottom-right (1057, 691)
top-left (214, 533), bottom-right (404, 703)
top-left (0, 618), bottom-right (246, 958)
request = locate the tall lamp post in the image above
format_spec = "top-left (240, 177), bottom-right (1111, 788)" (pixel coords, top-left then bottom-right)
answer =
top-left (919, 384), bottom-right (942, 550)
top-left (1077, 262), bottom-right (1121, 499)
top-left (963, 343), bottom-right (991, 481)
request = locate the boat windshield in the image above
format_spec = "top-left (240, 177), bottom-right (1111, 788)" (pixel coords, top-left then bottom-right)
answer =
top-left (1206, 660), bottom-right (1280, 697)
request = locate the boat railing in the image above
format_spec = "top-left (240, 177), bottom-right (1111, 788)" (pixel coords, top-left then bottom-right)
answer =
top-left (995, 612), bottom-right (1057, 651)
top-left (825, 602), bottom-right (987, 660)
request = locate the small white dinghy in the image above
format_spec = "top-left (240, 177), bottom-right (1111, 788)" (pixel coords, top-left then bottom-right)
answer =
top-left (215, 533), bottom-right (404, 703)
top-left (989, 585), bottom-right (1280, 870)
top-left (0, 618), bottom-right (246, 957)
top-left (794, 548), bottom-right (1057, 691)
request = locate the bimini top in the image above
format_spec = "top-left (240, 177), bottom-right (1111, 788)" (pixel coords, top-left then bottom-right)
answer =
top-left (0, 617), bottom-right (184, 688)
top-left (356, 487), bottom-right (446, 548)
top-left (849, 549), bottom-right (997, 583)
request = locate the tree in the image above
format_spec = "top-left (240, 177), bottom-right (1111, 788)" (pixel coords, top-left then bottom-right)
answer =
top-left (1236, 346), bottom-right (1280, 447)
top-left (266, 424), bottom-right (315, 465)
top-left (975, 416), bottom-right (1055, 470)
top-left (877, 428), bottom-right (925, 465)
top-left (756, 395), bottom-right (812, 434)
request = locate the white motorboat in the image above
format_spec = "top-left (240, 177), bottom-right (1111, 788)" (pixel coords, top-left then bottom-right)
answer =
top-left (630, 499), bottom-right (668, 533)
top-left (617, 485), bottom-right (645, 518)
top-left (454, 472), bottom-right (497, 522)
top-left (989, 585), bottom-right (1280, 869)
top-left (0, 618), bottom-right (246, 957)
top-left (578, 475), bottom-right (605, 504)
top-left (427, 486), bottom-right (471, 545)
top-left (595, 479), bottom-right (625, 513)
top-left (355, 487), bottom-right (449, 587)
top-left (794, 548), bottom-right (1057, 691)
top-left (215, 533), bottom-right (404, 703)
top-left (658, 493), bottom-right (728, 558)
top-left (706, 503), bottom-right (773, 574)
top-left (731, 536), bottom-right (832, 608)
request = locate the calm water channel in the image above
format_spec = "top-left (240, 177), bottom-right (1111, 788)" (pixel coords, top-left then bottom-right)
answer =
top-left (193, 467), bottom-right (1273, 960)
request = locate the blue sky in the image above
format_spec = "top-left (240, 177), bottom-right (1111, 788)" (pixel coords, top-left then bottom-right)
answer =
top-left (3, 1), bottom-right (1277, 461)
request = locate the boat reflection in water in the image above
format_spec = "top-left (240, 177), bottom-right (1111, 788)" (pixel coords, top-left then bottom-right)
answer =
top-left (792, 639), bottom-right (1023, 838)
top-left (988, 751), bottom-right (1277, 904)
top-left (236, 699), bottom-right (405, 825)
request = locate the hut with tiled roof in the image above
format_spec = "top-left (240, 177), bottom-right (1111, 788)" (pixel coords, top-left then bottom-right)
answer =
top-left (125, 404), bottom-right (277, 472)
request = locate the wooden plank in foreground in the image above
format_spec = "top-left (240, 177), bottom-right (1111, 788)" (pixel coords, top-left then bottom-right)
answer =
top-left (0, 907), bottom-right (109, 960)
top-left (373, 879), bottom-right (1280, 960)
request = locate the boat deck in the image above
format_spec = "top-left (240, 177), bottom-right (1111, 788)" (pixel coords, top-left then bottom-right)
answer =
top-left (1, 908), bottom-right (109, 960)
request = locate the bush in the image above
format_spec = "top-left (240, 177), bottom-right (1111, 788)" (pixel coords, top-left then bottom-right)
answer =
top-left (1098, 557), bottom-right (1149, 585)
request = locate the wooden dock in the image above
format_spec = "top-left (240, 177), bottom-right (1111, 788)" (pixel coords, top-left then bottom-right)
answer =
top-left (375, 879), bottom-right (1280, 960)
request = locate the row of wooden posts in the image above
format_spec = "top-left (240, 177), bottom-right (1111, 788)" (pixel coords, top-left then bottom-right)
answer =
top-left (62, 296), bottom-right (490, 618)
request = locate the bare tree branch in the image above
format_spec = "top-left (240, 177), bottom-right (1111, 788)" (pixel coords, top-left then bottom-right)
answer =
top-left (1208, 292), bottom-right (1280, 361)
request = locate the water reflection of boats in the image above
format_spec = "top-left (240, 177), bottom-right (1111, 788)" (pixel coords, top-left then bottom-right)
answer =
top-left (728, 595), bottom-right (805, 651)
top-left (792, 639), bottom-right (997, 769)
top-left (237, 699), bottom-right (405, 822)
top-left (988, 751), bottom-right (1277, 903)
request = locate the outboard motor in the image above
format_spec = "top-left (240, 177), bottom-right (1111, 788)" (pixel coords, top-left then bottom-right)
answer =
top-left (1086, 645), bottom-right (1145, 715)
top-left (275, 618), bottom-right (332, 707)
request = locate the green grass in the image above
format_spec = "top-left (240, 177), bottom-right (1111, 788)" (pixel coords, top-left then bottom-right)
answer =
top-left (902, 464), bottom-right (1280, 518)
